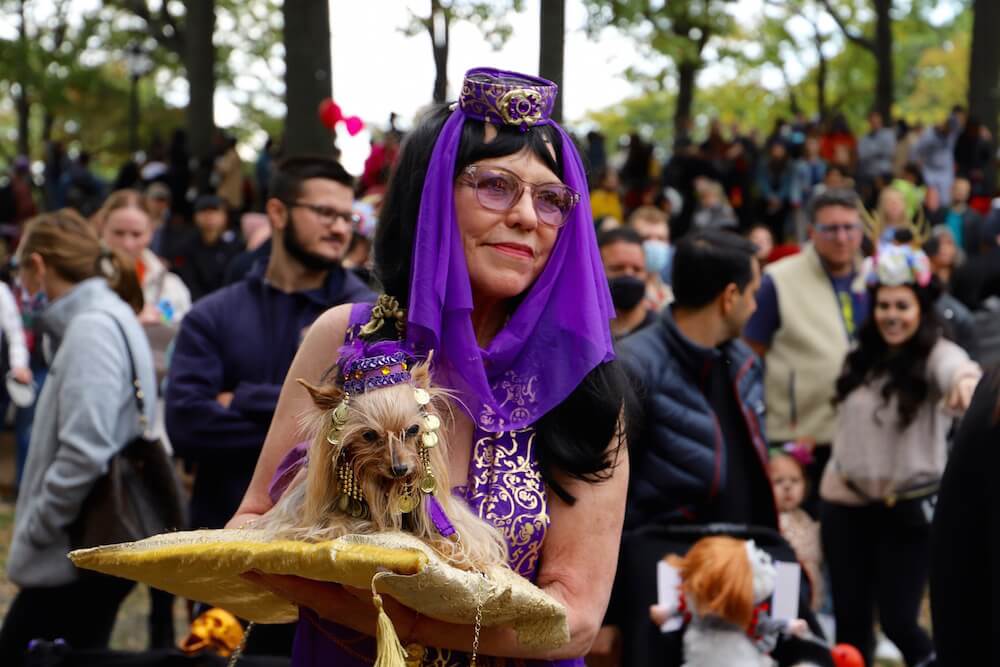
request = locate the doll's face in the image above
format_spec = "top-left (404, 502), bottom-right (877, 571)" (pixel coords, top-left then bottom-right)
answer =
top-left (769, 456), bottom-right (805, 513)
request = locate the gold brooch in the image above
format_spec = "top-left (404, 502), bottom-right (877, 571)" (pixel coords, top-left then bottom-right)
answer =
top-left (498, 88), bottom-right (543, 126)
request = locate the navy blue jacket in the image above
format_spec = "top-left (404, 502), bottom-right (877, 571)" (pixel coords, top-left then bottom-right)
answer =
top-left (618, 309), bottom-right (775, 529)
top-left (165, 264), bottom-right (374, 529)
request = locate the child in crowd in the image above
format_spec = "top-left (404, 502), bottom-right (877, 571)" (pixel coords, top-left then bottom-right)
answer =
top-left (769, 450), bottom-right (823, 611)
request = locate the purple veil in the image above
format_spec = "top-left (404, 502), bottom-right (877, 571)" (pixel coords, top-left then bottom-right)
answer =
top-left (406, 68), bottom-right (615, 432)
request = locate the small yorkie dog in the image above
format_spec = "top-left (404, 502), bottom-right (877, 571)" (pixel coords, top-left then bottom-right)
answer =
top-left (258, 337), bottom-right (508, 572)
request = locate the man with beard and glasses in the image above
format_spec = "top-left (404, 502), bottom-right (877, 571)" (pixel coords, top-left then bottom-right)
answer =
top-left (164, 156), bottom-right (374, 656)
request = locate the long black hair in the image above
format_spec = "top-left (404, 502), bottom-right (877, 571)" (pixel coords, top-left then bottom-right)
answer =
top-left (374, 105), bottom-right (637, 504)
top-left (834, 281), bottom-right (942, 429)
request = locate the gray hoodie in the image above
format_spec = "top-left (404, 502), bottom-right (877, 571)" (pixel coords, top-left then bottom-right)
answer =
top-left (7, 277), bottom-right (156, 587)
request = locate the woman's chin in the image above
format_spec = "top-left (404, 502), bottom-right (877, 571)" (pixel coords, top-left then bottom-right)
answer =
top-left (470, 269), bottom-right (537, 302)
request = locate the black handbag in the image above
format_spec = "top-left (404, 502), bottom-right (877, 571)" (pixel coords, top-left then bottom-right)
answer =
top-left (69, 313), bottom-right (187, 549)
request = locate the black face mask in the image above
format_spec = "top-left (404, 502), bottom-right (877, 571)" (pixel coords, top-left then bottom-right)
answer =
top-left (608, 275), bottom-right (646, 311)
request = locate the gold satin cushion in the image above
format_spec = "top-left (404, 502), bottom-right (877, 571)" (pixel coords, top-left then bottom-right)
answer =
top-left (69, 529), bottom-right (568, 650)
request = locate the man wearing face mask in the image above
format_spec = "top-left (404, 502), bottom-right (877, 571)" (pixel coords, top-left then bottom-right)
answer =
top-left (599, 228), bottom-right (655, 339)
top-left (627, 205), bottom-right (674, 310)
top-left (164, 156), bottom-right (374, 656)
top-left (611, 230), bottom-right (809, 667)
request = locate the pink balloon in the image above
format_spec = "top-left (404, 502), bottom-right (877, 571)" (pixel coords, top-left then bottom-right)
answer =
top-left (344, 116), bottom-right (364, 136)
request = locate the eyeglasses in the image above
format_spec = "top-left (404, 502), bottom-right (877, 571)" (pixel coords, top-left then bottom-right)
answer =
top-left (284, 201), bottom-right (361, 228)
top-left (460, 164), bottom-right (580, 228)
top-left (815, 223), bottom-right (863, 238)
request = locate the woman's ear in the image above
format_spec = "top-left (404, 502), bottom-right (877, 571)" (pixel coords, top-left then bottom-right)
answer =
top-left (296, 378), bottom-right (344, 410)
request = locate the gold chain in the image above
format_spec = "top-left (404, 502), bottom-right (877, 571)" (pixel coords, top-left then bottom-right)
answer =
top-left (226, 621), bottom-right (254, 667)
top-left (469, 574), bottom-right (486, 666)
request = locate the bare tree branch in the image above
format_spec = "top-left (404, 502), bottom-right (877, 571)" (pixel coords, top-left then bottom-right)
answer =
top-left (819, 0), bottom-right (874, 52)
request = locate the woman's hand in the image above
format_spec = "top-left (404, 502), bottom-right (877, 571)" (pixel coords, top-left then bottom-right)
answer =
top-left (10, 366), bottom-right (32, 385)
top-left (240, 572), bottom-right (418, 639)
top-left (139, 303), bottom-right (162, 325)
top-left (225, 512), bottom-right (262, 530)
top-left (946, 373), bottom-right (980, 413)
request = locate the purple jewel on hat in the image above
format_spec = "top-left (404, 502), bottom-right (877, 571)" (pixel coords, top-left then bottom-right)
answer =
top-left (459, 68), bottom-right (557, 128)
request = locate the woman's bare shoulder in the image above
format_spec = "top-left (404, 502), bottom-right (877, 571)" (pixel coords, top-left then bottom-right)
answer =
top-left (297, 303), bottom-right (356, 371)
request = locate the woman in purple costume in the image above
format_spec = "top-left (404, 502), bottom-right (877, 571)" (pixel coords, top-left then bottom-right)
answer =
top-left (230, 68), bottom-right (635, 666)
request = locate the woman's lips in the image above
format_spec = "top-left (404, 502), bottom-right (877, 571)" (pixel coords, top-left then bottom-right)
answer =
top-left (489, 243), bottom-right (535, 260)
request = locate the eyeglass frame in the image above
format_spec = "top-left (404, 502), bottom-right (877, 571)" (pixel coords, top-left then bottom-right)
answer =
top-left (282, 200), bottom-right (361, 228)
top-left (459, 164), bottom-right (581, 228)
top-left (814, 222), bottom-right (863, 238)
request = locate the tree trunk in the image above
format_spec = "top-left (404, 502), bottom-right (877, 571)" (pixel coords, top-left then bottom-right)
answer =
top-left (42, 110), bottom-right (55, 143)
top-left (15, 0), bottom-right (30, 157)
top-left (968, 0), bottom-right (1000, 140)
top-left (675, 60), bottom-right (697, 142)
top-left (184, 0), bottom-right (216, 162)
top-left (814, 29), bottom-right (828, 120)
top-left (430, 0), bottom-right (449, 104)
top-left (283, 0), bottom-right (334, 156)
top-left (538, 0), bottom-right (565, 123)
top-left (873, 0), bottom-right (893, 119)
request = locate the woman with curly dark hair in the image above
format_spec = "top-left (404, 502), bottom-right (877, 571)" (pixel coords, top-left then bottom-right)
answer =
top-left (819, 244), bottom-right (981, 667)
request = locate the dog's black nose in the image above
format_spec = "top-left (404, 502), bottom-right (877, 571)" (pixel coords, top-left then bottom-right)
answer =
top-left (390, 464), bottom-right (410, 478)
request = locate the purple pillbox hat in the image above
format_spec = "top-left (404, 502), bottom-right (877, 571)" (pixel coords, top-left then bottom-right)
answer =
top-left (405, 67), bottom-right (615, 433)
top-left (459, 68), bottom-right (557, 128)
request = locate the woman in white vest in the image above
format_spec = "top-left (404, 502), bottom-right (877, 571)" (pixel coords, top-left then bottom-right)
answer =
top-left (820, 244), bottom-right (981, 667)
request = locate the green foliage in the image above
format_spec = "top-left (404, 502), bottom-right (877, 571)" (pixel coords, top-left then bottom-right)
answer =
top-left (0, 0), bottom-right (284, 169)
top-left (581, 0), bottom-right (738, 90)
top-left (582, 0), bottom-right (975, 149)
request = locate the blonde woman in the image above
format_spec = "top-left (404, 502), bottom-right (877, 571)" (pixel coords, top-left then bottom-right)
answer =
top-left (0, 210), bottom-right (156, 663)
top-left (96, 189), bottom-right (191, 325)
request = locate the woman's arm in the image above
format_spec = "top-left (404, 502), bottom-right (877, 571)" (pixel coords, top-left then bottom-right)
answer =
top-left (227, 303), bottom-right (352, 528)
top-left (931, 340), bottom-right (982, 413)
top-left (246, 428), bottom-right (630, 660)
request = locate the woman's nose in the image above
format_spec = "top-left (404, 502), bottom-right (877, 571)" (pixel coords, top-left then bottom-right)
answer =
top-left (507, 189), bottom-right (539, 230)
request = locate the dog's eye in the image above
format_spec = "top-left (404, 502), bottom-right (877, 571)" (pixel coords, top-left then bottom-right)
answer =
top-left (405, 424), bottom-right (420, 438)
top-left (361, 430), bottom-right (379, 442)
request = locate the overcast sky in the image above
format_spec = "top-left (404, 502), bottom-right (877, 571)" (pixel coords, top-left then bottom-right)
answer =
top-left (262, 0), bottom-right (768, 170)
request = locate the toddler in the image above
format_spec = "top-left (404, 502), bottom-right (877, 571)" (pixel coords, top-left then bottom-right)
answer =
top-left (769, 452), bottom-right (823, 610)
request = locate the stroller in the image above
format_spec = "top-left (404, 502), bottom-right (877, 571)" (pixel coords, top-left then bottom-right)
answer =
top-left (610, 522), bottom-right (836, 667)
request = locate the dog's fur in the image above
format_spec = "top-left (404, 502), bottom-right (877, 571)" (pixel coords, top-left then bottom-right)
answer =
top-left (258, 360), bottom-right (508, 571)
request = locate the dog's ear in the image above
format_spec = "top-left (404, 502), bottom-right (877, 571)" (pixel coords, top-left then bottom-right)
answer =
top-left (410, 360), bottom-right (432, 390)
top-left (296, 378), bottom-right (344, 410)
top-left (410, 350), bottom-right (435, 389)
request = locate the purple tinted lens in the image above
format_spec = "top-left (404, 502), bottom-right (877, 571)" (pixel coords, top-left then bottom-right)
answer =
top-left (476, 171), bottom-right (519, 210)
top-left (534, 187), bottom-right (574, 225)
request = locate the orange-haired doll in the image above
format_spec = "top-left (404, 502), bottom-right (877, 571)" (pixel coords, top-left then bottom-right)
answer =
top-left (650, 536), bottom-right (808, 667)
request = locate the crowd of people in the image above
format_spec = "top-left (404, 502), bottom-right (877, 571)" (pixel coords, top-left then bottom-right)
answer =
top-left (0, 65), bottom-right (995, 667)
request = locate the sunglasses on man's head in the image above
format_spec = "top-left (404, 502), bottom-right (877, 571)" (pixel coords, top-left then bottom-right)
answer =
top-left (460, 164), bottom-right (579, 228)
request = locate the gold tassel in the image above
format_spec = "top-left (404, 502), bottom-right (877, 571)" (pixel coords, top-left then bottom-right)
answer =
top-left (372, 575), bottom-right (408, 667)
